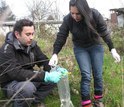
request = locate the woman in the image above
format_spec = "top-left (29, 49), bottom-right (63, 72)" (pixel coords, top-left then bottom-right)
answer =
top-left (49, 0), bottom-right (120, 107)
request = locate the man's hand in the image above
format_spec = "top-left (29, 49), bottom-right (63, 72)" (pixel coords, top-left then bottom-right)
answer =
top-left (111, 48), bottom-right (121, 62)
top-left (44, 71), bottom-right (62, 83)
top-left (49, 54), bottom-right (58, 67)
top-left (56, 67), bottom-right (68, 76)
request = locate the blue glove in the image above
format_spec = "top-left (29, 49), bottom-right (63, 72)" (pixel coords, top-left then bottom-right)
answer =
top-left (44, 72), bottom-right (62, 83)
top-left (56, 67), bottom-right (68, 76)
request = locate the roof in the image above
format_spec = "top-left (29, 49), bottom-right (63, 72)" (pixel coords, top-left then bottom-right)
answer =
top-left (110, 8), bottom-right (124, 14)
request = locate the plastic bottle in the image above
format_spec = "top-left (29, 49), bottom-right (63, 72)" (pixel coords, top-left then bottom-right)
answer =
top-left (50, 66), bottom-right (74, 107)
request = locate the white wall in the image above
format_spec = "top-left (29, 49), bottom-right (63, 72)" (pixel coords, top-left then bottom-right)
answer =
top-left (117, 14), bottom-right (124, 27)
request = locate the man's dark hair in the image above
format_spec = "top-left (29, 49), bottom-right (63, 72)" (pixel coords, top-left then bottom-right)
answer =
top-left (13, 19), bottom-right (35, 34)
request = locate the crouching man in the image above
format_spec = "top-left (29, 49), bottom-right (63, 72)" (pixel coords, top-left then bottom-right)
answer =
top-left (0, 19), bottom-right (65, 107)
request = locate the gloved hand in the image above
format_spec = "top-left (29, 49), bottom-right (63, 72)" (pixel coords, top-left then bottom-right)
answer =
top-left (33, 71), bottom-right (39, 73)
top-left (56, 67), bottom-right (68, 76)
top-left (111, 48), bottom-right (121, 62)
top-left (44, 71), bottom-right (62, 83)
top-left (49, 54), bottom-right (58, 67)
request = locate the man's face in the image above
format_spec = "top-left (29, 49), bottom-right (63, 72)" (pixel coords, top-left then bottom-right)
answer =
top-left (15, 26), bottom-right (35, 46)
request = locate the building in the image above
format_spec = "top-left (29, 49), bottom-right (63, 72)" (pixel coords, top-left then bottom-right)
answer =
top-left (110, 8), bottom-right (124, 27)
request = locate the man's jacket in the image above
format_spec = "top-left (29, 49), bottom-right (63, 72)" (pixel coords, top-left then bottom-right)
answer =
top-left (0, 32), bottom-right (51, 87)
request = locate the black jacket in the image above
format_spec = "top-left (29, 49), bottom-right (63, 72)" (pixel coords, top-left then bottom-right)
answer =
top-left (0, 32), bottom-right (51, 87)
top-left (53, 8), bottom-right (114, 54)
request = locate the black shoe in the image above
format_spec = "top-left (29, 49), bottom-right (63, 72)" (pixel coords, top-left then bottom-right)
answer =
top-left (37, 102), bottom-right (46, 107)
top-left (93, 99), bottom-right (104, 107)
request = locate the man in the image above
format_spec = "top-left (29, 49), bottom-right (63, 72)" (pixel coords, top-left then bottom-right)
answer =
top-left (0, 19), bottom-right (65, 107)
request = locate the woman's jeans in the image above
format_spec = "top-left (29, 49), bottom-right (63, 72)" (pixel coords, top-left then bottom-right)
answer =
top-left (4, 81), bottom-right (55, 107)
top-left (74, 44), bottom-right (104, 101)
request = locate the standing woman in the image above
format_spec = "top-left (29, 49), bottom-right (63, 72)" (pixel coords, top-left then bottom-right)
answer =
top-left (49, 0), bottom-right (120, 107)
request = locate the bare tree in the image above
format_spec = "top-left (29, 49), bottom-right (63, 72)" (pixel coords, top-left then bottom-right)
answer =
top-left (25, 0), bottom-right (60, 37)
top-left (0, 0), bottom-right (15, 21)
top-left (26, 0), bottom-right (60, 21)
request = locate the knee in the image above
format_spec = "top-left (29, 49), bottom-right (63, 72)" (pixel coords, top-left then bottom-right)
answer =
top-left (81, 72), bottom-right (91, 82)
top-left (22, 82), bottom-right (36, 97)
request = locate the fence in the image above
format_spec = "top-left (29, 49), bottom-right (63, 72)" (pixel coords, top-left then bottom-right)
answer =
top-left (0, 20), bottom-right (63, 36)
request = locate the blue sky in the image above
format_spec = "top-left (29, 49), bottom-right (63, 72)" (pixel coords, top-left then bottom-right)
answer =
top-left (5, 0), bottom-right (124, 19)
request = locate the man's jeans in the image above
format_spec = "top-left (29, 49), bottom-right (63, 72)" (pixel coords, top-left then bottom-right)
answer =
top-left (4, 81), bottom-right (55, 107)
top-left (74, 44), bottom-right (104, 101)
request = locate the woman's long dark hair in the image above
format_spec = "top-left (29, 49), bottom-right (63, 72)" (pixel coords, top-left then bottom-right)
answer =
top-left (69, 0), bottom-right (99, 36)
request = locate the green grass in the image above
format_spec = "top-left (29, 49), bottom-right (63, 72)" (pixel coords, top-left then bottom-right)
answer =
top-left (43, 53), bottom-right (123, 107)
top-left (0, 44), bottom-right (123, 107)
top-left (0, 30), bottom-right (123, 107)
top-left (103, 54), bottom-right (123, 107)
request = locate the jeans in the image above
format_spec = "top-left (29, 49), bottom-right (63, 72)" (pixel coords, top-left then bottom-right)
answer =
top-left (74, 44), bottom-right (104, 101)
top-left (4, 81), bottom-right (55, 107)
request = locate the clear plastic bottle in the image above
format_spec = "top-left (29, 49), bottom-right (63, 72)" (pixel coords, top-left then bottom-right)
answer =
top-left (57, 74), bottom-right (74, 107)
top-left (51, 66), bottom-right (74, 107)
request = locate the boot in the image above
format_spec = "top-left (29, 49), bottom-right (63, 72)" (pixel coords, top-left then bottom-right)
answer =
top-left (93, 99), bottom-right (104, 107)
top-left (37, 102), bottom-right (46, 107)
top-left (81, 100), bottom-right (92, 107)
top-left (83, 103), bottom-right (92, 107)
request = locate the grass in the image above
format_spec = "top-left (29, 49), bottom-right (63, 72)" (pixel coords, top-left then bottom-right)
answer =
top-left (43, 53), bottom-right (123, 107)
top-left (36, 35), bottom-right (123, 107)
top-left (0, 31), bottom-right (123, 107)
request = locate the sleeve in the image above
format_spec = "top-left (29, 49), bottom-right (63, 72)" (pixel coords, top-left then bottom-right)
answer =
top-left (0, 44), bottom-right (45, 82)
top-left (53, 16), bottom-right (70, 54)
top-left (93, 9), bottom-right (114, 51)
top-left (34, 45), bottom-right (51, 72)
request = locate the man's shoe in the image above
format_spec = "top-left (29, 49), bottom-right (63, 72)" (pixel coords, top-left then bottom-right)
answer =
top-left (37, 102), bottom-right (46, 107)
top-left (93, 99), bottom-right (104, 107)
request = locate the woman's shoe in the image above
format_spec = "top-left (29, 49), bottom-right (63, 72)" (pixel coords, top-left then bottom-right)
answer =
top-left (37, 102), bottom-right (46, 107)
top-left (93, 99), bottom-right (104, 107)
